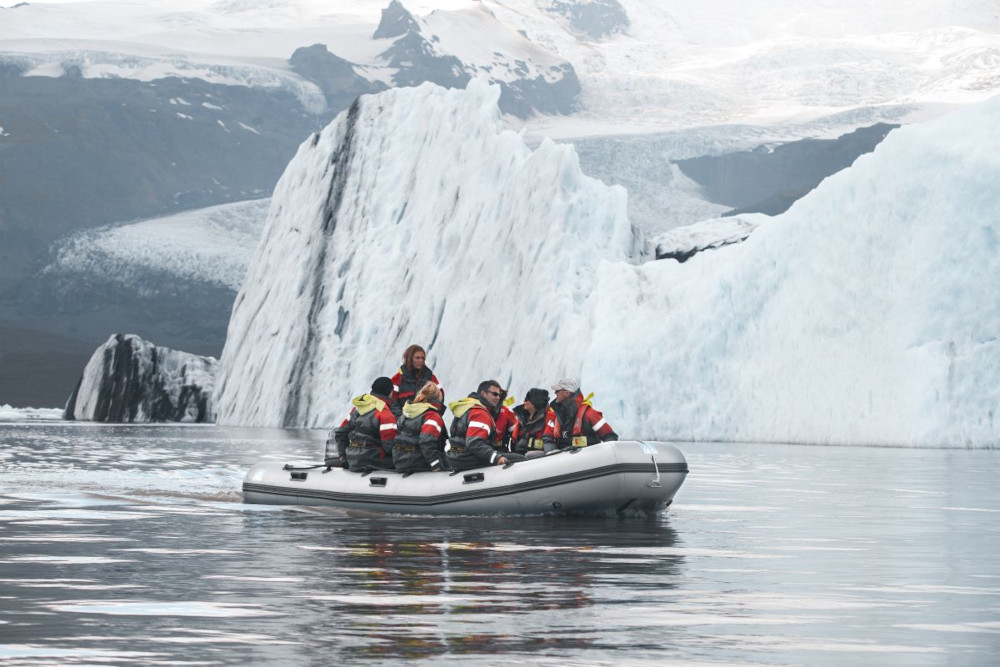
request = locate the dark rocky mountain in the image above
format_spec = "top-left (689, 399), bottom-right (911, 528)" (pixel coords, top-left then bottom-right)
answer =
top-left (0, 62), bottom-right (322, 288)
top-left (544, 0), bottom-right (630, 39)
top-left (289, 44), bottom-right (387, 110)
top-left (375, 1), bottom-right (581, 118)
top-left (381, 30), bottom-right (470, 90)
top-left (373, 0), bottom-right (421, 39)
top-left (0, 325), bottom-right (99, 409)
top-left (0, 64), bottom-right (325, 407)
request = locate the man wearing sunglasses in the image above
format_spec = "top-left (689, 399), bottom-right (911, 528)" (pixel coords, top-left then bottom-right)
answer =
top-left (447, 379), bottom-right (523, 471)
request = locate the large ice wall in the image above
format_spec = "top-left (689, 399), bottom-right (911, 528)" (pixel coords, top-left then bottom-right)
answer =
top-left (588, 95), bottom-right (1000, 447)
top-left (215, 81), bottom-right (636, 428)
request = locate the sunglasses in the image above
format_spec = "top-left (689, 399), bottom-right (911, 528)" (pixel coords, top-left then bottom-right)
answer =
top-left (485, 390), bottom-right (502, 397)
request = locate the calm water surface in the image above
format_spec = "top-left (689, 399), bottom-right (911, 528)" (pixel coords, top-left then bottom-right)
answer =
top-left (0, 422), bottom-right (998, 665)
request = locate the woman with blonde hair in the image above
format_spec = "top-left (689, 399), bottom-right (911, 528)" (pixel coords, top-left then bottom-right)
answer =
top-left (392, 381), bottom-right (448, 472)
top-left (389, 344), bottom-right (442, 415)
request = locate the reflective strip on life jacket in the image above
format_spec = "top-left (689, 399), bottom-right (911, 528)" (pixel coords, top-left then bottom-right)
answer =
top-left (350, 440), bottom-right (382, 449)
top-left (573, 402), bottom-right (589, 436)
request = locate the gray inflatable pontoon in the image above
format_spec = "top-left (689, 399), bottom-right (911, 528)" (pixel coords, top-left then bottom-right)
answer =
top-left (243, 440), bottom-right (688, 515)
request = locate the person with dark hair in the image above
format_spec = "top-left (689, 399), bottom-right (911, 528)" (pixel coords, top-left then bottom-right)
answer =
top-left (390, 344), bottom-right (442, 416)
top-left (511, 388), bottom-right (561, 455)
top-left (393, 381), bottom-right (448, 472)
top-left (447, 380), bottom-right (513, 471)
top-left (325, 376), bottom-right (398, 471)
top-left (493, 387), bottom-right (518, 451)
top-left (550, 378), bottom-right (618, 449)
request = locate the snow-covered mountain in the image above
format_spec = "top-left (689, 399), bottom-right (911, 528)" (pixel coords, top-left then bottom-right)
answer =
top-left (0, 0), bottom-right (580, 118)
top-left (4, 0), bottom-right (998, 133)
top-left (214, 81), bottom-right (637, 428)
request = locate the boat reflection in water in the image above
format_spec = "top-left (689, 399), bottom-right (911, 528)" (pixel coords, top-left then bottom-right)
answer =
top-left (266, 514), bottom-right (684, 661)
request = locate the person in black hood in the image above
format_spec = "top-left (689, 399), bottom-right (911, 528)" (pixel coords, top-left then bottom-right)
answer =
top-left (325, 376), bottom-right (398, 471)
top-left (511, 388), bottom-right (561, 455)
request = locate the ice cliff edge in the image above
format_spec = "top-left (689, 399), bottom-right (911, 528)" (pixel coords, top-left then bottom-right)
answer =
top-left (214, 81), bottom-right (638, 428)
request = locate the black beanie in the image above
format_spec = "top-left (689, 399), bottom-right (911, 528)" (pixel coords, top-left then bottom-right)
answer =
top-left (371, 377), bottom-right (393, 398)
top-left (526, 388), bottom-right (549, 411)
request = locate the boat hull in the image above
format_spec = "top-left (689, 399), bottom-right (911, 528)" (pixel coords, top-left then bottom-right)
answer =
top-left (242, 440), bottom-right (688, 516)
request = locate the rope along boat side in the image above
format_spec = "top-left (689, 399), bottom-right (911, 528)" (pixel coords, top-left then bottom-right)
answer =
top-left (243, 440), bottom-right (688, 515)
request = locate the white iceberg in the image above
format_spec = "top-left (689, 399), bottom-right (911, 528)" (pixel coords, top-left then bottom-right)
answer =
top-left (214, 80), bottom-right (638, 428)
top-left (588, 95), bottom-right (1000, 448)
top-left (67, 334), bottom-right (217, 423)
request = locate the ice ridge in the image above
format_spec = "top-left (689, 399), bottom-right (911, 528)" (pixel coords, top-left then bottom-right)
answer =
top-left (214, 80), bottom-right (637, 428)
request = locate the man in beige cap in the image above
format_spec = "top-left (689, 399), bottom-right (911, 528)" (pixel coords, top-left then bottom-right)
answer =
top-left (550, 378), bottom-right (618, 449)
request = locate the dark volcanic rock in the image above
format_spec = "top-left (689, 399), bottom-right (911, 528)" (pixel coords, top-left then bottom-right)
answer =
top-left (289, 44), bottom-right (387, 110)
top-left (373, 0), bottom-right (420, 39)
top-left (499, 63), bottom-right (580, 117)
top-left (64, 334), bottom-right (217, 423)
top-left (381, 30), bottom-right (470, 90)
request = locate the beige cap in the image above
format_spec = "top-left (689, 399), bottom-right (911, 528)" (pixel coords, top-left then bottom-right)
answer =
top-left (551, 378), bottom-right (579, 393)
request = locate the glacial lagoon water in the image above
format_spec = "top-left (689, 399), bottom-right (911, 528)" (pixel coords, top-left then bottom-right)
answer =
top-left (0, 421), bottom-right (998, 665)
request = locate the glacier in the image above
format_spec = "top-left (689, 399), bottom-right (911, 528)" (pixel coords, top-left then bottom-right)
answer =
top-left (214, 80), bottom-right (638, 428)
top-left (588, 95), bottom-right (1000, 448)
top-left (45, 199), bottom-right (269, 292)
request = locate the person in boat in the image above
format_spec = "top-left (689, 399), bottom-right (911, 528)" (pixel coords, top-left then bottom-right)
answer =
top-left (390, 344), bottom-right (442, 416)
top-left (328, 376), bottom-right (398, 471)
top-left (493, 387), bottom-right (518, 452)
top-left (511, 388), bottom-right (561, 455)
top-left (550, 378), bottom-right (618, 449)
top-left (447, 380), bottom-right (524, 470)
top-left (393, 381), bottom-right (448, 472)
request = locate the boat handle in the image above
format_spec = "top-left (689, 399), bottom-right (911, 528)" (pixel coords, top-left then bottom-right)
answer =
top-left (369, 477), bottom-right (387, 487)
top-left (290, 472), bottom-right (308, 481)
top-left (648, 455), bottom-right (662, 488)
top-left (463, 472), bottom-right (485, 484)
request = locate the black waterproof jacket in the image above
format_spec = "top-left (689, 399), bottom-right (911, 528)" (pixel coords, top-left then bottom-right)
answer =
top-left (393, 401), bottom-right (447, 471)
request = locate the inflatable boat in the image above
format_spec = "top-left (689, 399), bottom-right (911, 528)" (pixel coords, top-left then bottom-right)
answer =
top-left (242, 440), bottom-right (688, 515)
